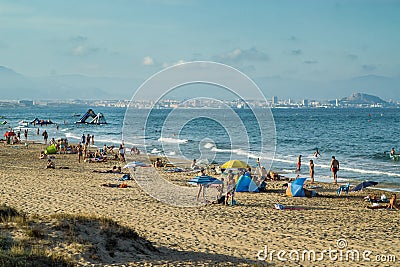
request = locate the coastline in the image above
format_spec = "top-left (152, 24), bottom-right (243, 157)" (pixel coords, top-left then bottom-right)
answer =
top-left (1, 143), bottom-right (399, 266)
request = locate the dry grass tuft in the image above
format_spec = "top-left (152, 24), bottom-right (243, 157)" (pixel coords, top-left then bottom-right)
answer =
top-left (1, 205), bottom-right (158, 265)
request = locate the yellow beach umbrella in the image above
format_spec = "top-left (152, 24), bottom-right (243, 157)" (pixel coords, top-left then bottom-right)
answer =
top-left (221, 160), bottom-right (250, 169)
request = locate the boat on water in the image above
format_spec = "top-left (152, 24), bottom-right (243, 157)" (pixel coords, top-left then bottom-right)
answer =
top-left (0, 120), bottom-right (7, 125)
top-left (72, 113), bottom-right (81, 117)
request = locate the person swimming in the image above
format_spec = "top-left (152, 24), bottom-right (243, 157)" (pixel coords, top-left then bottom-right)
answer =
top-left (313, 148), bottom-right (321, 157)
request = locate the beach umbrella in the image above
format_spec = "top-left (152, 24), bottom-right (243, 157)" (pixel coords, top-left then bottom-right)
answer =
top-left (188, 175), bottom-right (222, 186)
top-left (286, 177), bottom-right (307, 197)
top-left (221, 160), bottom-right (250, 169)
top-left (351, 181), bottom-right (378, 192)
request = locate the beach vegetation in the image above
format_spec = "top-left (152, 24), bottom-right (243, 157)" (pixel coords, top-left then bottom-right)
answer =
top-left (0, 204), bottom-right (158, 265)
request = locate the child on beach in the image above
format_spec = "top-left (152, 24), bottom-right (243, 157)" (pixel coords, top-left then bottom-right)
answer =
top-left (46, 159), bottom-right (55, 169)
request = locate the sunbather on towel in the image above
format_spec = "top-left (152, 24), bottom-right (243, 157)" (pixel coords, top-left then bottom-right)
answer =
top-left (94, 166), bottom-right (122, 173)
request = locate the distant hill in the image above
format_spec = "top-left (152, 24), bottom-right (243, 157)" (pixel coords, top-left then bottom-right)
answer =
top-left (0, 66), bottom-right (138, 100)
top-left (1, 65), bottom-right (399, 101)
top-left (340, 92), bottom-right (388, 105)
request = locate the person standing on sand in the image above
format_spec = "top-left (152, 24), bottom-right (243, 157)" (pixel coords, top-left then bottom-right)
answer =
top-left (297, 155), bottom-right (302, 172)
top-left (83, 144), bottom-right (88, 161)
top-left (24, 129), bottom-right (28, 141)
top-left (330, 156), bottom-right (339, 184)
top-left (119, 144), bottom-right (125, 162)
top-left (78, 144), bottom-right (83, 163)
top-left (91, 135), bottom-right (94, 145)
top-left (86, 134), bottom-right (91, 147)
top-left (42, 130), bottom-right (48, 144)
top-left (309, 160), bottom-right (315, 183)
top-left (196, 168), bottom-right (207, 202)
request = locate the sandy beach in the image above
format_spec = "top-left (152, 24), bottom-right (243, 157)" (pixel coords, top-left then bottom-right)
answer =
top-left (1, 142), bottom-right (399, 266)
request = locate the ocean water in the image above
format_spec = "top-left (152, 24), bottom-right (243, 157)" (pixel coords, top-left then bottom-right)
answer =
top-left (1, 106), bottom-right (399, 189)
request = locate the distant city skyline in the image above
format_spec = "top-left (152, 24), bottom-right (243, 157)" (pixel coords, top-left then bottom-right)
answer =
top-left (0, 0), bottom-right (399, 100)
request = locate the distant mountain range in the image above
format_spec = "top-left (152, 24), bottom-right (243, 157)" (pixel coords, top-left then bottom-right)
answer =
top-left (0, 66), bottom-right (138, 100)
top-left (1, 65), bottom-right (399, 101)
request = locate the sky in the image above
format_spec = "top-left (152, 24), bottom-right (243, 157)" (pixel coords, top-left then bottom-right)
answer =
top-left (0, 0), bottom-right (399, 99)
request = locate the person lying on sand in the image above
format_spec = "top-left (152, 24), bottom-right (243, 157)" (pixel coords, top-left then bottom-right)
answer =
top-left (93, 166), bottom-right (123, 174)
top-left (101, 182), bottom-right (129, 188)
top-left (85, 154), bottom-right (107, 163)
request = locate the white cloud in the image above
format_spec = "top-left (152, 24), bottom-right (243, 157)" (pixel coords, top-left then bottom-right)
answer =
top-left (142, 56), bottom-right (154, 65)
top-left (161, 59), bottom-right (185, 68)
top-left (71, 45), bottom-right (98, 56)
top-left (213, 48), bottom-right (269, 63)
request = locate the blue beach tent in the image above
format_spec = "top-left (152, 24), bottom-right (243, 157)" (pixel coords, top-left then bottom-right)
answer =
top-left (286, 177), bottom-right (307, 197)
top-left (235, 174), bottom-right (259, 192)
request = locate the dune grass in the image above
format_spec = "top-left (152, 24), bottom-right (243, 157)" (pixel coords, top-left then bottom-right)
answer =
top-left (0, 204), bottom-right (158, 266)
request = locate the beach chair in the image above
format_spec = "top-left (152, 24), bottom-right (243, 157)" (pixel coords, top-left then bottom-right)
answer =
top-left (336, 183), bottom-right (350, 196)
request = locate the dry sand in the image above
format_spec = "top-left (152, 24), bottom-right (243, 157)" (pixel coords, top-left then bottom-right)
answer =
top-left (1, 142), bottom-right (399, 266)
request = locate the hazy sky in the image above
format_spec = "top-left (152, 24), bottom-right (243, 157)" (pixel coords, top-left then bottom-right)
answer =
top-left (1, 0), bottom-right (399, 84)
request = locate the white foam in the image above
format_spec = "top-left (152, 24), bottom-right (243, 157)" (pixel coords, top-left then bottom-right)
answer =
top-left (151, 148), bottom-right (161, 154)
top-left (65, 132), bottom-right (81, 140)
top-left (204, 142), bottom-right (215, 149)
top-left (158, 137), bottom-right (188, 144)
top-left (340, 166), bottom-right (400, 178)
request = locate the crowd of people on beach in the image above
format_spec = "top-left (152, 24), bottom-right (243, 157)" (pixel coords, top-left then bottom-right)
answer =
top-left (2, 124), bottom-right (399, 210)
top-left (27, 128), bottom-right (129, 168)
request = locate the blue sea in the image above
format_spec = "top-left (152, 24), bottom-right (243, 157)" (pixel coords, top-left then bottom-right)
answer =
top-left (1, 106), bottom-right (399, 190)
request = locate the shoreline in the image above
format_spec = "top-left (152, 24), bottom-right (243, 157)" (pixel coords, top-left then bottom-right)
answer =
top-left (8, 138), bottom-right (400, 192)
top-left (1, 143), bottom-right (400, 266)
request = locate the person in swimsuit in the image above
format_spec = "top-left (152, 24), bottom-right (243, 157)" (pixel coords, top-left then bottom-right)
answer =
top-left (387, 194), bottom-right (399, 210)
top-left (297, 155), bottom-right (302, 172)
top-left (309, 159), bottom-right (315, 183)
top-left (330, 156), bottom-right (339, 184)
top-left (313, 148), bottom-right (320, 157)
